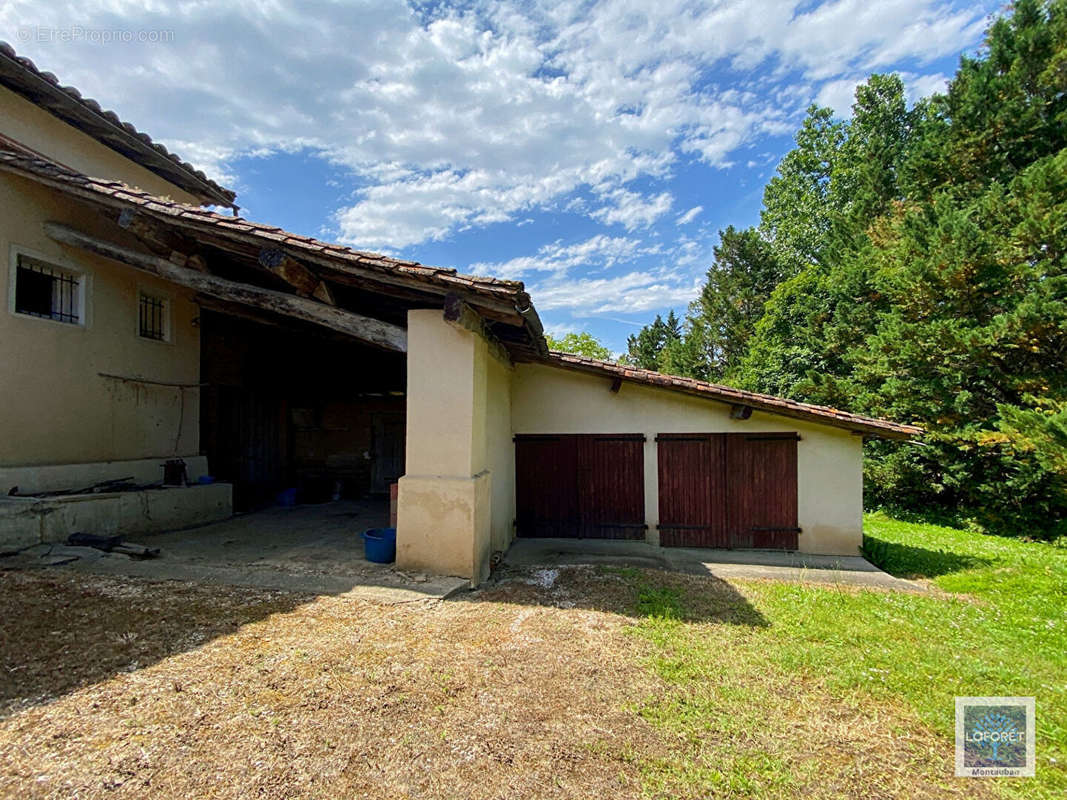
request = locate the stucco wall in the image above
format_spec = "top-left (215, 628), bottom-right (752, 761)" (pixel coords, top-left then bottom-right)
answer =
top-left (485, 340), bottom-right (515, 556)
top-left (0, 85), bottom-right (203, 204)
top-left (397, 311), bottom-right (489, 580)
top-left (0, 173), bottom-right (202, 471)
top-left (397, 310), bottom-right (515, 582)
top-left (511, 363), bottom-right (865, 556)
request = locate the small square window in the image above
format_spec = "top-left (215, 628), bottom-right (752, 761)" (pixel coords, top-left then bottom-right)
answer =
top-left (139, 292), bottom-right (169, 341)
top-left (14, 255), bottom-right (81, 324)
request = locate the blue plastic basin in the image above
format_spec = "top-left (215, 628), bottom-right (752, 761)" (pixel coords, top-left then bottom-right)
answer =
top-left (362, 527), bottom-right (397, 563)
top-left (277, 488), bottom-right (298, 507)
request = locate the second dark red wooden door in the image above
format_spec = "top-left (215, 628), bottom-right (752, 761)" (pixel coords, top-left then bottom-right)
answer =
top-left (657, 433), bottom-right (799, 550)
top-left (515, 434), bottom-right (646, 539)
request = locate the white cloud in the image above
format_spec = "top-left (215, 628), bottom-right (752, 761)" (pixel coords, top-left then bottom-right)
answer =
top-left (470, 234), bottom-right (649, 280)
top-left (591, 189), bottom-right (673, 230)
top-left (815, 76), bottom-right (865, 118)
top-left (676, 205), bottom-right (703, 226)
top-left (532, 269), bottom-right (702, 314)
top-left (0, 0), bottom-right (996, 250)
top-left (474, 233), bottom-right (704, 319)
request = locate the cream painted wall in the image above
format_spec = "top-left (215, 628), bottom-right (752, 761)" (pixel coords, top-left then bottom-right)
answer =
top-left (402, 310), bottom-right (481, 477)
top-left (511, 363), bottom-right (865, 556)
top-left (486, 354), bottom-right (515, 556)
top-left (0, 173), bottom-right (201, 471)
top-left (0, 85), bottom-right (203, 204)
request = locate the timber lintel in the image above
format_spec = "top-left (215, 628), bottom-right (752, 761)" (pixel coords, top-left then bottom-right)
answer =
top-left (115, 208), bottom-right (207, 272)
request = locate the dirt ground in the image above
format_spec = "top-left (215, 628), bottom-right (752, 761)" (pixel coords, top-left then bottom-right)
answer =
top-left (0, 565), bottom-right (982, 800)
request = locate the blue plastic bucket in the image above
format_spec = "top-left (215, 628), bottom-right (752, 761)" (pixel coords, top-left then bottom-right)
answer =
top-left (277, 488), bottom-right (299, 507)
top-left (362, 527), bottom-right (397, 564)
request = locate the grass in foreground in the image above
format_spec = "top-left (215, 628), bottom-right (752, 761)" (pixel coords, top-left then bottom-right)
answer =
top-left (618, 513), bottom-right (1066, 799)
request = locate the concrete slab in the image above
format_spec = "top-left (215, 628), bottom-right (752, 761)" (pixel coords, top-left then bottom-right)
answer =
top-left (0, 483), bottom-right (232, 549)
top-left (503, 537), bottom-right (924, 592)
top-left (1, 500), bottom-right (469, 604)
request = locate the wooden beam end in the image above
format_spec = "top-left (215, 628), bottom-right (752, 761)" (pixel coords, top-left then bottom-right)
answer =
top-left (730, 404), bottom-right (753, 420)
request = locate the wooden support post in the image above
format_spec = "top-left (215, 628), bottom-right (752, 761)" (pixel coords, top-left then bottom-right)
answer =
top-left (45, 221), bottom-right (406, 352)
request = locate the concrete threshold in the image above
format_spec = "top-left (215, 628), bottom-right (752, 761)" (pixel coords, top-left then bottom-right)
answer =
top-left (503, 537), bottom-right (924, 592)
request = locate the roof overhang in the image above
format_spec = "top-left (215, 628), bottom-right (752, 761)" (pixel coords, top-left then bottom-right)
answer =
top-left (0, 42), bottom-right (236, 208)
top-left (543, 352), bottom-right (923, 440)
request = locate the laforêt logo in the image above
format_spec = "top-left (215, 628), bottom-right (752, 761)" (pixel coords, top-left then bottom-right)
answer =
top-left (956, 697), bottom-right (1035, 778)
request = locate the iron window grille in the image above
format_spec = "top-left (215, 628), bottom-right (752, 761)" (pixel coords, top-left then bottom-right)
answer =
top-left (139, 293), bottom-right (168, 341)
top-left (14, 255), bottom-right (81, 324)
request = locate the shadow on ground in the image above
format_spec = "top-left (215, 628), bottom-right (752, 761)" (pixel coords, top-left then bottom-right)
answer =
top-left (0, 569), bottom-right (311, 719)
top-left (459, 563), bottom-right (769, 628)
top-left (861, 535), bottom-right (990, 578)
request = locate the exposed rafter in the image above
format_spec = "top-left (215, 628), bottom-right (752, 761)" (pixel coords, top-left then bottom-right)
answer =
top-left (115, 208), bottom-right (207, 271)
top-left (44, 221), bottom-right (406, 353)
top-left (258, 247), bottom-right (336, 305)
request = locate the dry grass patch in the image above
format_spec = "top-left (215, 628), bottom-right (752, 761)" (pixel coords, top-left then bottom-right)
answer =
top-left (0, 567), bottom-right (663, 799)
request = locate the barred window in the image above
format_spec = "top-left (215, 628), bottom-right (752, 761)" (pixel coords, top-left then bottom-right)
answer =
top-left (139, 292), bottom-right (169, 341)
top-left (14, 255), bottom-right (81, 324)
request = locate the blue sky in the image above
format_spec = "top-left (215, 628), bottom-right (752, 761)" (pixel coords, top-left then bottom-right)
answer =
top-left (4, 0), bottom-right (998, 352)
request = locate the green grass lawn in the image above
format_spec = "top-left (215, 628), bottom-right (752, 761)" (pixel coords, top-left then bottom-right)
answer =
top-left (617, 513), bottom-right (1066, 798)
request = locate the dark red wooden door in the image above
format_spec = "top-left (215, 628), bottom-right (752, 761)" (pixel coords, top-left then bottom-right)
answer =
top-left (725, 434), bottom-right (799, 549)
top-left (657, 433), bottom-right (799, 549)
top-left (515, 434), bottom-right (645, 538)
top-left (514, 436), bottom-right (578, 537)
top-left (656, 435), bottom-right (728, 547)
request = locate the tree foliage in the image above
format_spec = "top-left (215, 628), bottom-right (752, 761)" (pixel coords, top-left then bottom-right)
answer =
top-left (625, 1), bottom-right (1067, 536)
top-left (623, 311), bottom-right (682, 370)
top-left (545, 331), bottom-right (613, 360)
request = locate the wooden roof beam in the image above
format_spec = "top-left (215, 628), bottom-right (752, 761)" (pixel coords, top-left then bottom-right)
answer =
top-left (44, 221), bottom-right (405, 353)
top-left (443, 294), bottom-right (511, 366)
top-left (115, 208), bottom-right (207, 272)
top-left (258, 247), bottom-right (336, 305)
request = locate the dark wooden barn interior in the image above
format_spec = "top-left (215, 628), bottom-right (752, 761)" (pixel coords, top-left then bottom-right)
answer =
top-left (199, 310), bottom-right (406, 511)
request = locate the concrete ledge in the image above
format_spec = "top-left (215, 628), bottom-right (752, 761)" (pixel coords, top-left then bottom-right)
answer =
top-left (0, 455), bottom-right (210, 495)
top-left (0, 483), bottom-right (232, 549)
